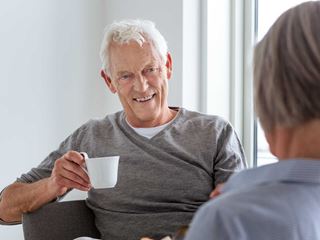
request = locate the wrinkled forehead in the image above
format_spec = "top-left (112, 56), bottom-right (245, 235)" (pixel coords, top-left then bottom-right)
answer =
top-left (108, 40), bottom-right (163, 74)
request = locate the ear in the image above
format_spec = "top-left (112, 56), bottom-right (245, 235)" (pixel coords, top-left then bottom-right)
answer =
top-left (101, 70), bottom-right (117, 93)
top-left (165, 52), bottom-right (172, 79)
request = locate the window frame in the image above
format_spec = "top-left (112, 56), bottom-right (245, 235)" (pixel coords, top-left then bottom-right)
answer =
top-left (203, 0), bottom-right (257, 167)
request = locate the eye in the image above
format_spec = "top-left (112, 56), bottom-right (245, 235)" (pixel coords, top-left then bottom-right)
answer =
top-left (146, 67), bottom-right (156, 73)
top-left (143, 67), bottom-right (159, 76)
top-left (119, 73), bottom-right (133, 81)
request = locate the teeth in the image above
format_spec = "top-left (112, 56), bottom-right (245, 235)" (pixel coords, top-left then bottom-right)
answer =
top-left (135, 95), bottom-right (153, 102)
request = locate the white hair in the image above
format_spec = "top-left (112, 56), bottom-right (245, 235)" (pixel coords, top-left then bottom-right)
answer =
top-left (99, 19), bottom-right (168, 76)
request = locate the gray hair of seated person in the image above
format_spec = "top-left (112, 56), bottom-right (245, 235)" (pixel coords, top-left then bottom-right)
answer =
top-left (99, 19), bottom-right (168, 76)
top-left (254, 1), bottom-right (320, 132)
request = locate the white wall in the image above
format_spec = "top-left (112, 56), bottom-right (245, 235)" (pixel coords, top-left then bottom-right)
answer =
top-left (182, 0), bottom-right (201, 111)
top-left (0, 0), bottom-right (106, 238)
top-left (0, 0), bottom-right (202, 239)
top-left (206, 0), bottom-right (231, 120)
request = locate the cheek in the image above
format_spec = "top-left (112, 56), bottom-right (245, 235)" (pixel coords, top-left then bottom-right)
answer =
top-left (116, 83), bottom-right (132, 97)
top-left (149, 76), bottom-right (167, 88)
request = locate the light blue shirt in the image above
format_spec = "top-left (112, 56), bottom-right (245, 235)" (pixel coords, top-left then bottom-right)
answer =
top-left (185, 159), bottom-right (320, 240)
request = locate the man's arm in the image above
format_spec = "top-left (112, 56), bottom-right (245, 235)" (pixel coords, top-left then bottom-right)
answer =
top-left (213, 122), bottom-right (247, 185)
top-left (0, 179), bottom-right (61, 223)
top-left (0, 151), bottom-right (91, 223)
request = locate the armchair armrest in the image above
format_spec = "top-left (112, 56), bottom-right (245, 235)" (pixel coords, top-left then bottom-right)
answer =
top-left (22, 200), bottom-right (100, 240)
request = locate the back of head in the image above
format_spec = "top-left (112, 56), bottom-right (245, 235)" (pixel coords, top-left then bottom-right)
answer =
top-left (100, 19), bottom-right (168, 76)
top-left (254, 1), bottom-right (320, 131)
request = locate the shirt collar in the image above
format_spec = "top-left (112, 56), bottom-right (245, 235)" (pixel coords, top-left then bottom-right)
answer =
top-left (223, 159), bottom-right (320, 193)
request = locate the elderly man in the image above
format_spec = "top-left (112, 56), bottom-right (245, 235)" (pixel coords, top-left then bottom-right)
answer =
top-left (0, 20), bottom-right (246, 239)
top-left (185, 2), bottom-right (320, 239)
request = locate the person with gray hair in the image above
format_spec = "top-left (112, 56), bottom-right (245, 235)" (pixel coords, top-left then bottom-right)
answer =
top-left (0, 19), bottom-right (246, 239)
top-left (184, 1), bottom-right (320, 239)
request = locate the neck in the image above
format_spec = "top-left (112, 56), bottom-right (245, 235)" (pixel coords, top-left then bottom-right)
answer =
top-left (269, 119), bottom-right (320, 160)
top-left (127, 107), bottom-right (177, 128)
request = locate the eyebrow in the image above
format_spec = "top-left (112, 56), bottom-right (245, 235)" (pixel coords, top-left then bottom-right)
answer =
top-left (116, 71), bottom-right (132, 77)
top-left (115, 62), bottom-right (160, 77)
top-left (144, 62), bottom-right (159, 68)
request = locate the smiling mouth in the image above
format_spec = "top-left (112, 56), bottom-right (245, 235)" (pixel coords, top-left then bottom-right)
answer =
top-left (134, 94), bottom-right (156, 102)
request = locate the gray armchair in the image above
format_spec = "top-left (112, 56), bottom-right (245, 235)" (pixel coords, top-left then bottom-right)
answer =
top-left (22, 200), bottom-right (101, 240)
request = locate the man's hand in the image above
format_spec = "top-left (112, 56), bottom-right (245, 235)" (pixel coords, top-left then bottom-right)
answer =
top-left (0, 151), bottom-right (91, 223)
top-left (209, 183), bottom-right (224, 199)
top-left (49, 151), bottom-right (91, 197)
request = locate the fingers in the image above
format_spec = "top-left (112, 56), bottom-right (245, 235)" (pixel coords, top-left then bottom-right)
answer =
top-left (64, 151), bottom-right (86, 166)
top-left (51, 151), bottom-right (91, 193)
top-left (61, 157), bottom-right (90, 183)
top-left (58, 165), bottom-right (90, 190)
top-left (55, 172), bottom-right (90, 191)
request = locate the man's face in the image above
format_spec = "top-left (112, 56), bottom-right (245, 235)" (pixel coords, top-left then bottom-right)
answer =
top-left (103, 41), bottom-right (172, 127)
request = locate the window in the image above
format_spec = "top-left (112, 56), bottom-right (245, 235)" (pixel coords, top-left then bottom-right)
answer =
top-left (205, 0), bottom-right (309, 166)
top-left (205, 0), bottom-right (256, 166)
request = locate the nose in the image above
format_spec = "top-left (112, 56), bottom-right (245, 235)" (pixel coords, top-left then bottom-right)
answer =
top-left (133, 74), bottom-right (149, 92)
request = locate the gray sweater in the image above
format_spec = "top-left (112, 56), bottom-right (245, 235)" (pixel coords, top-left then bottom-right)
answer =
top-left (18, 108), bottom-right (246, 240)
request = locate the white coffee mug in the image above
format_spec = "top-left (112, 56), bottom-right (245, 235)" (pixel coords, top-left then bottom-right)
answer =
top-left (81, 153), bottom-right (119, 189)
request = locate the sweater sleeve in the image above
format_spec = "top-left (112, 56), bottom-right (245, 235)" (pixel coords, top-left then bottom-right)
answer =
top-left (213, 122), bottom-right (247, 185)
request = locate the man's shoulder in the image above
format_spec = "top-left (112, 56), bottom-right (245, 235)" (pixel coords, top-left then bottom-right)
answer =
top-left (176, 108), bottom-right (234, 137)
top-left (77, 110), bottom-right (124, 133)
top-left (180, 108), bottom-right (229, 125)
